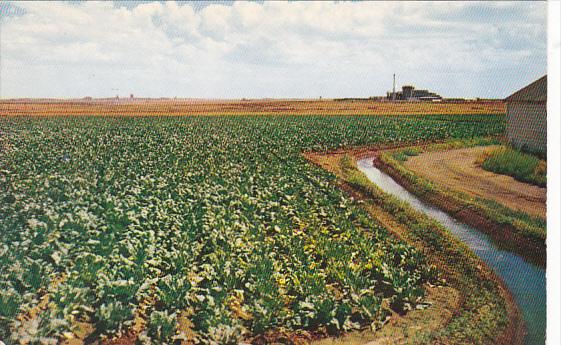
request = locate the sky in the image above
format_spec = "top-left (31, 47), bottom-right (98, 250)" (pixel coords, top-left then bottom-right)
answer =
top-left (0, 1), bottom-right (547, 99)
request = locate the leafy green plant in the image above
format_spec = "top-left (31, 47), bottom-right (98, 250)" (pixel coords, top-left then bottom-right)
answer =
top-left (147, 310), bottom-right (177, 342)
top-left (156, 274), bottom-right (191, 309)
top-left (95, 301), bottom-right (134, 335)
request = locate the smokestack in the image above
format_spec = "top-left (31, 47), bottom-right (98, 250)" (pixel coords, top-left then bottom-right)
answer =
top-left (392, 73), bottom-right (396, 100)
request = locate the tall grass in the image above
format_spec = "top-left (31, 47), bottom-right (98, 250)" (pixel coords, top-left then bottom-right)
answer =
top-left (480, 147), bottom-right (546, 187)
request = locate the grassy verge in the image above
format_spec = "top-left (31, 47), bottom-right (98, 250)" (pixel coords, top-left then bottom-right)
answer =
top-left (309, 152), bottom-right (519, 344)
top-left (377, 140), bottom-right (546, 264)
top-left (478, 146), bottom-right (546, 188)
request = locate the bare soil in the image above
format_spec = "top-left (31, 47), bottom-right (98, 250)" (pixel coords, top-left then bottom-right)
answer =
top-left (403, 146), bottom-right (546, 220)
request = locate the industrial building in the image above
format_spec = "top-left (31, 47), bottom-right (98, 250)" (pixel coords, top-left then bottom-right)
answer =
top-left (505, 75), bottom-right (547, 155)
top-left (386, 75), bottom-right (442, 101)
top-left (386, 85), bottom-right (442, 101)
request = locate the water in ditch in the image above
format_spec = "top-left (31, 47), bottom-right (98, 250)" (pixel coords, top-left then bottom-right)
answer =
top-left (357, 158), bottom-right (546, 345)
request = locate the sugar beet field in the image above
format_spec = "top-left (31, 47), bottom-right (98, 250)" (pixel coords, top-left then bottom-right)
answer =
top-left (0, 115), bottom-right (505, 343)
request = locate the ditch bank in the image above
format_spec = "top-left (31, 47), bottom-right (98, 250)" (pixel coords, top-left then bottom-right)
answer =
top-left (374, 146), bottom-right (546, 267)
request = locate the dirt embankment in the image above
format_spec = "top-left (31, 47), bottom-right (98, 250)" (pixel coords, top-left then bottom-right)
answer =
top-left (404, 146), bottom-right (546, 220)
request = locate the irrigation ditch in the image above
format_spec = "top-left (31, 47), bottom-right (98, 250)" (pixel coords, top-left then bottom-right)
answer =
top-left (358, 156), bottom-right (545, 345)
top-left (305, 140), bottom-right (545, 344)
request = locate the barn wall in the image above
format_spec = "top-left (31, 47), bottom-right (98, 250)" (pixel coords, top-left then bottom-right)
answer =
top-left (506, 102), bottom-right (547, 154)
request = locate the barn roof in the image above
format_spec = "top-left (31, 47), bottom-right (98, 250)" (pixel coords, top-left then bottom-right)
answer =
top-left (505, 75), bottom-right (547, 102)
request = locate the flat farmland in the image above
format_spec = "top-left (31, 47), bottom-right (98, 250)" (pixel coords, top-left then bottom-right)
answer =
top-left (0, 99), bottom-right (505, 117)
top-left (0, 114), bottom-right (507, 344)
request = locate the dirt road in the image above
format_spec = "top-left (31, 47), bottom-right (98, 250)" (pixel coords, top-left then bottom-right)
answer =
top-left (404, 146), bottom-right (546, 219)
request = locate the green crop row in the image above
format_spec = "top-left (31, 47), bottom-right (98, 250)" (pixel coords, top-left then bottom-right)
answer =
top-left (0, 115), bottom-right (505, 343)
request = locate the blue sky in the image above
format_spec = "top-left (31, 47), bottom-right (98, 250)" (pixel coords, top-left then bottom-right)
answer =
top-left (0, 1), bottom-right (547, 99)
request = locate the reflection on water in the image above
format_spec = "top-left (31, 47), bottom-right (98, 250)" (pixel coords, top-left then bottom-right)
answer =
top-left (357, 158), bottom-right (546, 345)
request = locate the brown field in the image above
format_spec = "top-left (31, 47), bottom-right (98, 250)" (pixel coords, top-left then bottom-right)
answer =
top-left (0, 98), bottom-right (505, 116)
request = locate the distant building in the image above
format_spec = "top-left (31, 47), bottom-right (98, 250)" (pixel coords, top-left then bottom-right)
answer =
top-left (130, 94), bottom-right (134, 99)
top-left (387, 85), bottom-right (441, 101)
top-left (505, 75), bottom-right (547, 154)
top-left (402, 85), bottom-right (414, 99)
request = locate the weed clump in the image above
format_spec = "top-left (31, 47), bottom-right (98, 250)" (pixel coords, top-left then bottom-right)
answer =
top-left (480, 146), bottom-right (546, 187)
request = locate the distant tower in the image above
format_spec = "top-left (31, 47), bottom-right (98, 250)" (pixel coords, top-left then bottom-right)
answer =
top-left (130, 94), bottom-right (134, 99)
top-left (392, 73), bottom-right (396, 100)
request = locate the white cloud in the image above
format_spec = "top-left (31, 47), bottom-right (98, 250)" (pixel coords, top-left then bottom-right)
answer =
top-left (0, 1), bottom-right (547, 98)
